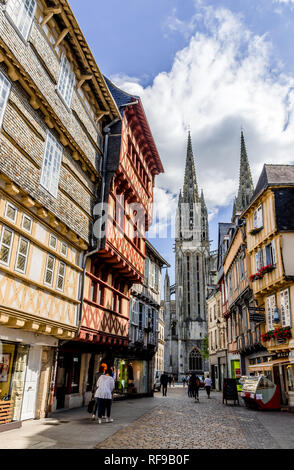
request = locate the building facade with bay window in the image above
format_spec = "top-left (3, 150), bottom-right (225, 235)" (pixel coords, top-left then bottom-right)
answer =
top-left (0, 0), bottom-right (119, 428)
top-left (243, 164), bottom-right (294, 410)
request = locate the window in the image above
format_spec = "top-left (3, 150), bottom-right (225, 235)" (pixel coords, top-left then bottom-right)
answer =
top-left (0, 226), bottom-right (14, 265)
top-left (0, 72), bottom-right (11, 128)
top-left (60, 242), bottom-right (68, 257)
top-left (56, 261), bottom-right (65, 291)
top-left (22, 214), bottom-right (32, 233)
top-left (4, 202), bottom-right (17, 223)
top-left (6, 0), bottom-right (36, 40)
top-left (49, 234), bottom-right (57, 250)
top-left (15, 236), bottom-right (29, 273)
top-left (266, 294), bottom-right (276, 331)
top-left (265, 241), bottom-right (276, 267)
top-left (57, 54), bottom-right (75, 107)
top-left (280, 289), bottom-right (291, 327)
top-left (44, 254), bottom-right (55, 286)
top-left (40, 132), bottom-right (63, 198)
top-left (256, 249), bottom-right (264, 271)
top-left (132, 300), bottom-right (139, 326)
top-left (253, 204), bottom-right (263, 229)
top-left (90, 281), bottom-right (97, 302)
top-left (145, 257), bottom-right (149, 284)
top-left (71, 354), bottom-right (81, 394)
top-left (139, 303), bottom-right (144, 329)
top-left (154, 265), bottom-right (159, 290)
top-left (189, 348), bottom-right (203, 372)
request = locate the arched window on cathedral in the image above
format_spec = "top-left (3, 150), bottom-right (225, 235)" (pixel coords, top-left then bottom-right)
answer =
top-left (189, 348), bottom-right (202, 372)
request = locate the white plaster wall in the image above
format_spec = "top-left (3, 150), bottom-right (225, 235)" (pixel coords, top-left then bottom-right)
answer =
top-left (281, 234), bottom-right (294, 277)
top-left (29, 245), bottom-right (44, 283)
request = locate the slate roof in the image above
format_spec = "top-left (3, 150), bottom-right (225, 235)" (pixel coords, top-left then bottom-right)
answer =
top-left (104, 76), bottom-right (138, 117)
top-left (253, 164), bottom-right (294, 200)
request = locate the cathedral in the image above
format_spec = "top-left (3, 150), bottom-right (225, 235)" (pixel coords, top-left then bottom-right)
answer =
top-left (164, 133), bottom-right (211, 379)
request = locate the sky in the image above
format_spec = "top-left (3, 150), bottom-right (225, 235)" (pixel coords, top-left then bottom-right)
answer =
top-left (69, 0), bottom-right (294, 287)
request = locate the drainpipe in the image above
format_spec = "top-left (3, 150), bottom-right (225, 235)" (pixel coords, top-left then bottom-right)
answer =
top-left (77, 100), bottom-right (139, 335)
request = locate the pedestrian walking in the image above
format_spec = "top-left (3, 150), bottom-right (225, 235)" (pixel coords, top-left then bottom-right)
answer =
top-left (168, 375), bottom-right (172, 387)
top-left (195, 376), bottom-right (201, 402)
top-left (160, 371), bottom-right (169, 396)
top-left (204, 375), bottom-right (212, 399)
top-left (189, 373), bottom-right (197, 398)
top-left (94, 368), bottom-right (115, 424)
top-left (91, 365), bottom-right (105, 420)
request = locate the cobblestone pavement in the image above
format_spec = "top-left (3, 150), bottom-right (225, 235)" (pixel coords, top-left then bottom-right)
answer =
top-left (96, 387), bottom-right (294, 449)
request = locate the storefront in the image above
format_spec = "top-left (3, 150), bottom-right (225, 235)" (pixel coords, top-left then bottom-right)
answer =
top-left (231, 359), bottom-right (242, 391)
top-left (113, 358), bottom-right (149, 397)
top-left (0, 326), bottom-right (57, 430)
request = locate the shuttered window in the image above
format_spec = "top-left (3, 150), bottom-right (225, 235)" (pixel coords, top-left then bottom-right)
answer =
top-left (0, 226), bottom-right (14, 265)
top-left (0, 72), bottom-right (11, 128)
top-left (280, 289), bottom-right (291, 327)
top-left (57, 54), bottom-right (75, 107)
top-left (6, 0), bottom-right (36, 40)
top-left (265, 240), bottom-right (276, 266)
top-left (266, 294), bottom-right (276, 331)
top-left (44, 254), bottom-right (55, 286)
top-left (40, 132), bottom-right (63, 198)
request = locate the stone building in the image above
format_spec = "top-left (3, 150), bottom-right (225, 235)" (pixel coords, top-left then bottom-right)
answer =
top-left (0, 0), bottom-right (119, 427)
top-left (128, 241), bottom-right (169, 396)
top-left (155, 303), bottom-right (165, 373)
top-left (164, 133), bottom-right (210, 380)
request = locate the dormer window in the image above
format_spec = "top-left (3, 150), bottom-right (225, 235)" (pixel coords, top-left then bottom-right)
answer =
top-left (57, 54), bottom-right (76, 108)
top-left (6, 0), bottom-right (36, 40)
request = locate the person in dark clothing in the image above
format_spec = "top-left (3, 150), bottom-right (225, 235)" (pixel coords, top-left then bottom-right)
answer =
top-left (168, 375), bottom-right (172, 387)
top-left (189, 373), bottom-right (197, 398)
top-left (92, 365), bottom-right (105, 420)
top-left (195, 376), bottom-right (201, 402)
top-left (160, 372), bottom-right (169, 396)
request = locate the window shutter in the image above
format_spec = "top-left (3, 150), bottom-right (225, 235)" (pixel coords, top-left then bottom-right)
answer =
top-left (145, 257), bottom-right (149, 283)
top-left (145, 307), bottom-right (149, 328)
top-left (271, 240), bottom-right (276, 266)
top-left (280, 289), bottom-right (291, 327)
top-left (256, 253), bottom-right (259, 271)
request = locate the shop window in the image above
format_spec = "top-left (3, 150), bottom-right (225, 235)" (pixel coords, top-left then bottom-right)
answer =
top-left (71, 354), bottom-right (81, 394)
top-left (4, 202), bottom-right (18, 223)
top-left (21, 214), bottom-right (32, 233)
top-left (287, 365), bottom-right (294, 392)
top-left (253, 204), bottom-right (263, 229)
top-left (14, 236), bottom-right (29, 274)
top-left (0, 226), bottom-right (14, 266)
top-left (57, 53), bottom-right (75, 108)
top-left (44, 254), bottom-right (55, 286)
top-left (56, 261), bottom-right (66, 291)
top-left (0, 72), bottom-right (11, 128)
top-left (6, 0), bottom-right (36, 41)
top-left (40, 132), bottom-right (63, 198)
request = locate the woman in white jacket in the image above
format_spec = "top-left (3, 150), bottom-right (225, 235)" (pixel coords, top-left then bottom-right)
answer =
top-left (94, 368), bottom-right (115, 424)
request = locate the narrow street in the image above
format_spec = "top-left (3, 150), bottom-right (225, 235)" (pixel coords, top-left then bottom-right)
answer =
top-left (1, 387), bottom-right (294, 449)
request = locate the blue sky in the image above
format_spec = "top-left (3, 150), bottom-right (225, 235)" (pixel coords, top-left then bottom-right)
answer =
top-left (69, 0), bottom-right (294, 287)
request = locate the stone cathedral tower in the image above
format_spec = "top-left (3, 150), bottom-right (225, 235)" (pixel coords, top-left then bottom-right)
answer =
top-left (164, 133), bottom-right (210, 379)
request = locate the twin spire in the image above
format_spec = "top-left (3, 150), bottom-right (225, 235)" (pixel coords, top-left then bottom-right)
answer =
top-left (180, 129), bottom-right (254, 224)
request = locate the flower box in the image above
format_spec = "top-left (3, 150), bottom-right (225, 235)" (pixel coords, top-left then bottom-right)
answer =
top-left (250, 227), bottom-right (263, 236)
top-left (249, 265), bottom-right (274, 282)
top-left (261, 326), bottom-right (292, 343)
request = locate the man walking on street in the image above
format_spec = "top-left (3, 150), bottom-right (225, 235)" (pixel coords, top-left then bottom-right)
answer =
top-left (204, 374), bottom-right (212, 399)
top-left (160, 371), bottom-right (169, 397)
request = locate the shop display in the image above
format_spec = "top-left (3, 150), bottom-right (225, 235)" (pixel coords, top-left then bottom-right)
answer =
top-left (241, 375), bottom-right (281, 410)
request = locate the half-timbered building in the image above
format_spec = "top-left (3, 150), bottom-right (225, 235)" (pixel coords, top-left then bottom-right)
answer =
top-left (0, 0), bottom-right (119, 426)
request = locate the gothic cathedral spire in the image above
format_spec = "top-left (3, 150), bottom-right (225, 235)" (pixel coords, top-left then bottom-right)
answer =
top-left (232, 131), bottom-right (254, 222)
top-left (183, 131), bottom-right (200, 204)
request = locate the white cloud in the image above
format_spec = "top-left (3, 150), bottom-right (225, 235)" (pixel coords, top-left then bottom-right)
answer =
top-left (111, 5), bottom-right (294, 224)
